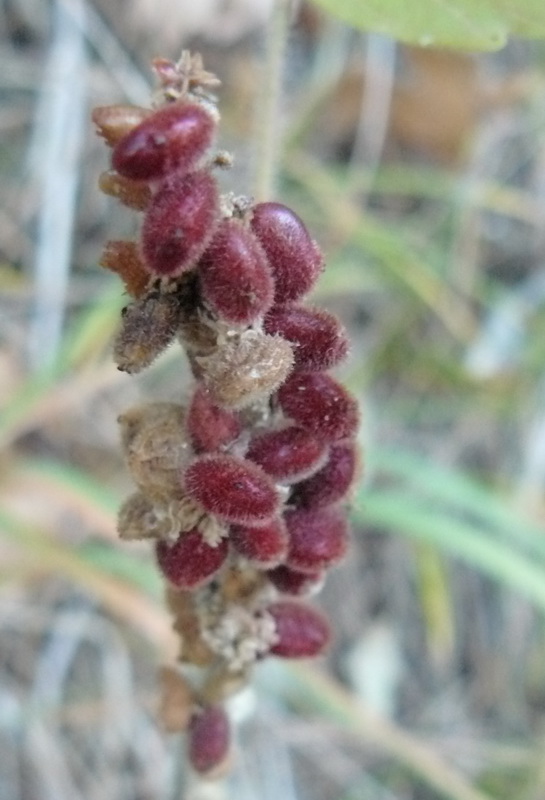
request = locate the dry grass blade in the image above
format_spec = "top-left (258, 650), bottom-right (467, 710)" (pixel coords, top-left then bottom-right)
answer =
top-left (0, 511), bottom-right (172, 654)
top-left (7, 457), bottom-right (119, 539)
top-left (284, 663), bottom-right (493, 800)
top-left (0, 359), bottom-right (124, 449)
top-left (27, 0), bottom-right (88, 369)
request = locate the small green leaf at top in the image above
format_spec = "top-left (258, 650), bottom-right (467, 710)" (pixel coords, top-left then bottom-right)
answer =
top-left (311, 0), bottom-right (545, 51)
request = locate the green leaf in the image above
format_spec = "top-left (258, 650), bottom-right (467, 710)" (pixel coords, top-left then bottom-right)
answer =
top-left (310, 0), bottom-right (545, 51)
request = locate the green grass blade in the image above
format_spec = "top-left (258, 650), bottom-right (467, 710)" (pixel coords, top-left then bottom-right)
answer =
top-left (357, 489), bottom-right (545, 613)
top-left (371, 447), bottom-right (545, 561)
top-left (16, 457), bottom-right (120, 516)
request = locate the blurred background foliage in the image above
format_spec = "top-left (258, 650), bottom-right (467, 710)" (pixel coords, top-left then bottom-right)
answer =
top-left (3, 0), bottom-right (545, 798)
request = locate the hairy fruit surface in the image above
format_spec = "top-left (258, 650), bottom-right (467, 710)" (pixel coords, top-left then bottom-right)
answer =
top-left (246, 425), bottom-right (327, 483)
top-left (186, 385), bottom-right (241, 453)
top-left (250, 202), bottom-right (323, 304)
top-left (268, 601), bottom-right (331, 657)
top-left (198, 219), bottom-right (274, 325)
top-left (293, 441), bottom-right (359, 509)
top-left (183, 455), bottom-right (281, 525)
top-left (266, 564), bottom-right (324, 596)
top-left (230, 518), bottom-right (289, 567)
top-left (112, 101), bottom-right (215, 181)
top-left (285, 506), bottom-right (349, 573)
top-left (156, 529), bottom-right (229, 589)
top-left (141, 170), bottom-right (219, 277)
top-left (264, 304), bottom-right (349, 372)
top-left (278, 371), bottom-right (359, 442)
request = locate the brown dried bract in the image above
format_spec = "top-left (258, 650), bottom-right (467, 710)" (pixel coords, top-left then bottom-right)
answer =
top-left (113, 287), bottom-right (183, 373)
top-left (118, 402), bottom-right (189, 500)
top-left (98, 171), bottom-right (152, 213)
top-left (117, 492), bottom-right (160, 540)
top-left (198, 331), bottom-right (294, 409)
top-left (152, 51), bottom-right (221, 105)
top-left (118, 491), bottom-right (208, 542)
top-left (177, 315), bottom-right (218, 358)
top-left (100, 239), bottom-right (150, 298)
top-left (166, 587), bottom-right (216, 667)
top-left (220, 563), bottom-right (266, 605)
top-left (92, 104), bottom-right (151, 146)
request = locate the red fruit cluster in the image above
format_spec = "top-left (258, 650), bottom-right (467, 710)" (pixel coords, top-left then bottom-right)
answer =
top-left (96, 52), bottom-right (361, 780)
top-left (165, 213), bottom-right (360, 644)
top-left (94, 94), bottom-right (220, 279)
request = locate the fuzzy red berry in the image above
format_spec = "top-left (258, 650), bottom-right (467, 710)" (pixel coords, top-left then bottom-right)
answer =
top-left (141, 170), bottom-right (219, 277)
top-left (277, 371), bottom-right (359, 443)
top-left (184, 455), bottom-right (280, 525)
top-left (186, 385), bottom-right (241, 453)
top-left (112, 101), bottom-right (215, 182)
top-left (246, 426), bottom-right (327, 483)
top-left (198, 219), bottom-right (274, 324)
top-left (267, 600), bottom-right (331, 657)
top-left (264, 304), bottom-right (349, 372)
top-left (266, 564), bottom-right (324, 595)
top-left (188, 705), bottom-right (231, 776)
top-left (293, 441), bottom-right (359, 509)
top-left (156, 528), bottom-right (228, 589)
top-left (230, 518), bottom-right (288, 567)
top-left (250, 202), bottom-right (323, 304)
top-left (284, 506), bottom-right (348, 573)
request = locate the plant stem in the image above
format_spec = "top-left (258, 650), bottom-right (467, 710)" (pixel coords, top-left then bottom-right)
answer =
top-left (253, 0), bottom-right (292, 202)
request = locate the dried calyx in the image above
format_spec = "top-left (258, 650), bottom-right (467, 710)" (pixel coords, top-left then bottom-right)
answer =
top-left (95, 51), bottom-right (360, 779)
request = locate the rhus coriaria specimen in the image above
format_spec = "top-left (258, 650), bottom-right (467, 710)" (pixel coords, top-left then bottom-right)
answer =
top-left (94, 51), bottom-right (360, 779)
